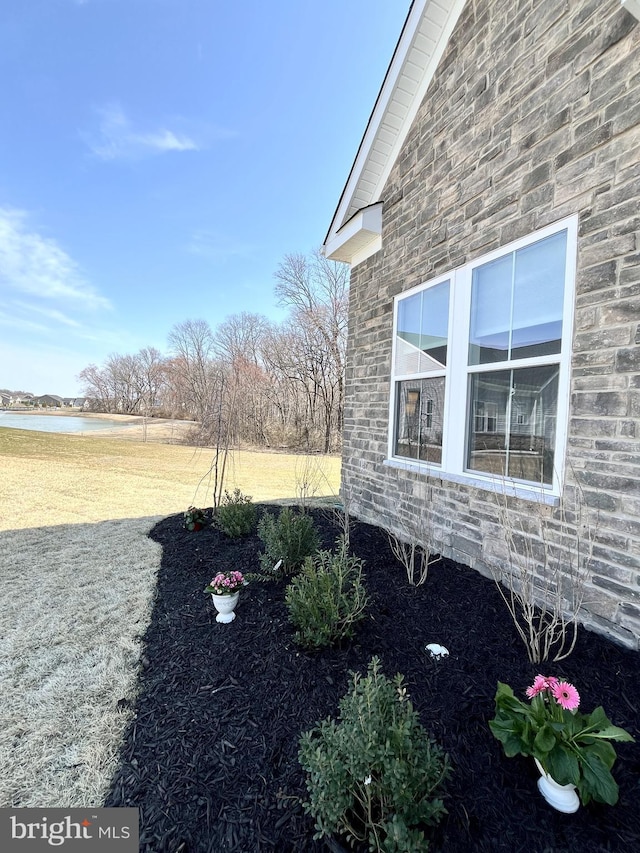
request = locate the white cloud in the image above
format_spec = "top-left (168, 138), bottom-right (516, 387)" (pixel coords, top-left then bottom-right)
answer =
top-left (85, 102), bottom-right (200, 161)
top-left (12, 301), bottom-right (82, 328)
top-left (0, 309), bottom-right (49, 335)
top-left (0, 206), bottom-right (155, 395)
top-left (135, 129), bottom-right (198, 153)
top-left (0, 207), bottom-right (111, 312)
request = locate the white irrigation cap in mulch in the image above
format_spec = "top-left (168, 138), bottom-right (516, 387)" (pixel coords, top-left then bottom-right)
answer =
top-left (0, 516), bottom-right (163, 808)
top-left (425, 643), bottom-right (450, 659)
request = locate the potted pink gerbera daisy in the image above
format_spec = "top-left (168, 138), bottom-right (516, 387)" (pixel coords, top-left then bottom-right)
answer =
top-left (489, 675), bottom-right (634, 811)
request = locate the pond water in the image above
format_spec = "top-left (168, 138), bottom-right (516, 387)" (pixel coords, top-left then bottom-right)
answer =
top-left (0, 412), bottom-right (138, 434)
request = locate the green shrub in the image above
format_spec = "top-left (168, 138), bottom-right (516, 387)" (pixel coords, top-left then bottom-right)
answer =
top-left (256, 507), bottom-right (320, 579)
top-left (299, 657), bottom-right (450, 853)
top-left (214, 488), bottom-right (257, 538)
top-left (285, 540), bottom-right (368, 649)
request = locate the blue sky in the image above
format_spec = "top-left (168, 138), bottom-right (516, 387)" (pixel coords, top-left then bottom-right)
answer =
top-left (0, 0), bottom-right (407, 396)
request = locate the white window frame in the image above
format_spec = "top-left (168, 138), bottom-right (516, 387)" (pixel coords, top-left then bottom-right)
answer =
top-left (386, 215), bottom-right (578, 502)
top-left (424, 397), bottom-right (434, 430)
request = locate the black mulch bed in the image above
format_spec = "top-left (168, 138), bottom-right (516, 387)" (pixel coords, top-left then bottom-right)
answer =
top-left (105, 506), bottom-right (640, 853)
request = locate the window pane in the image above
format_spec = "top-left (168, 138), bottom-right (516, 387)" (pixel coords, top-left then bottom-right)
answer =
top-left (467, 371), bottom-right (510, 476)
top-left (511, 231), bottom-right (566, 359)
top-left (394, 378), bottom-right (445, 464)
top-left (469, 255), bottom-right (512, 364)
top-left (395, 282), bottom-right (449, 375)
top-left (469, 231), bottom-right (567, 365)
top-left (395, 293), bottom-right (424, 375)
top-left (420, 280), bottom-right (449, 366)
top-left (397, 293), bottom-right (421, 343)
top-left (467, 365), bottom-right (559, 485)
top-left (507, 365), bottom-right (558, 484)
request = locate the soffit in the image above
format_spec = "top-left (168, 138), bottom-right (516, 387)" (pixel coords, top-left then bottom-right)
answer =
top-left (324, 0), bottom-right (467, 263)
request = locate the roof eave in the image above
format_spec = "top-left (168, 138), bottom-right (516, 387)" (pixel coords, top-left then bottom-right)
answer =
top-left (323, 203), bottom-right (383, 264)
top-left (323, 0), bottom-right (468, 265)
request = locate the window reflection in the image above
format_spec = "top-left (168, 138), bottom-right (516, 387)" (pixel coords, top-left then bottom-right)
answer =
top-left (467, 365), bottom-right (559, 484)
top-left (394, 378), bottom-right (445, 464)
top-left (395, 280), bottom-right (450, 374)
top-left (469, 231), bottom-right (566, 365)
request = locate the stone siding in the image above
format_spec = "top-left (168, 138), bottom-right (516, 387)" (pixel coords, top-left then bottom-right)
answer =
top-left (342, 0), bottom-right (640, 649)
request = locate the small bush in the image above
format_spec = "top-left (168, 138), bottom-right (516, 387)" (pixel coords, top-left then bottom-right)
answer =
top-left (256, 507), bottom-right (320, 579)
top-left (299, 657), bottom-right (450, 853)
top-left (285, 540), bottom-right (368, 649)
top-left (214, 489), bottom-right (257, 538)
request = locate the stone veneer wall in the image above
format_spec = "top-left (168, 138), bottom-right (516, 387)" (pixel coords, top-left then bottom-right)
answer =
top-left (341, 0), bottom-right (640, 648)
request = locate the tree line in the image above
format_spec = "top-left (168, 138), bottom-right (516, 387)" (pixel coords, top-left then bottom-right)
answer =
top-left (78, 251), bottom-right (348, 453)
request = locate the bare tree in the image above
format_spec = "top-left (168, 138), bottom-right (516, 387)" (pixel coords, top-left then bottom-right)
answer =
top-left (79, 354), bottom-right (136, 413)
top-left (274, 250), bottom-right (348, 452)
top-left (214, 313), bottom-right (272, 445)
top-left (214, 312), bottom-right (268, 365)
top-left (80, 349), bottom-right (169, 424)
top-left (111, 353), bottom-right (144, 413)
top-left (193, 365), bottom-right (239, 509)
top-left (260, 323), bottom-right (312, 448)
top-left (131, 347), bottom-right (167, 439)
top-left (78, 363), bottom-right (112, 411)
top-left (167, 319), bottom-right (217, 422)
top-left (77, 250), bottom-right (349, 454)
top-left (135, 347), bottom-right (166, 412)
top-left (165, 319), bottom-right (240, 507)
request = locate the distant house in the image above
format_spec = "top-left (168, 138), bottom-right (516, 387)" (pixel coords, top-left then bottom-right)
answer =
top-left (62, 397), bottom-right (88, 409)
top-left (0, 393), bottom-right (10, 408)
top-left (34, 395), bottom-right (63, 408)
top-left (12, 393), bottom-right (34, 407)
top-left (324, 1), bottom-right (640, 648)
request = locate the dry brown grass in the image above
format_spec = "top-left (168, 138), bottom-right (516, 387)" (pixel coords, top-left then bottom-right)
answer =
top-left (0, 516), bottom-right (163, 807)
top-left (0, 428), bottom-right (341, 531)
top-left (0, 427), bottom-right (340, 807)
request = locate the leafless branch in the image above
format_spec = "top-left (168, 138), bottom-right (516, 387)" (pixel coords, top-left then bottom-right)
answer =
top-left (488, 478), bottom-right (596, 663)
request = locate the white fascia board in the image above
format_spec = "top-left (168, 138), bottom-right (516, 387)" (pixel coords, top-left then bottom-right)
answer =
top-left (323, 0), bottom-right (467, 254)
top-left (323, 203), bottom-right (383, 265)
top-left (366, 0), bottom-right (467, 205)
top-left (621, 0), bottom-right (640, 21)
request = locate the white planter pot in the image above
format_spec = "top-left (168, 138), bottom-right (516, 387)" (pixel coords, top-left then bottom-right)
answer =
top-left (210, 591), bottom-right (240, 623)
top-left (534, 759), bottom-right (580, 813)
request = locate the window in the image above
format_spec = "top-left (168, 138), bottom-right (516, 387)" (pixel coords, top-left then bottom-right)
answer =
top-left (389, 217), bottom-right (577, 496)
top-left (393, 278), bottom-right (449, 464)
top-left (474, 400), bottom-right (498, 433)
top-left (394, 379), bottom-right (444, 463)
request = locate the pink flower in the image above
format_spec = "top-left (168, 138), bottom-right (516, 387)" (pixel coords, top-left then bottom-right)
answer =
top-left (552, 680), bottom-right (580, 711)
top-left (526, 675), bottom-right (551, 699)
top-left (207, 570), bottom-right (245, 594)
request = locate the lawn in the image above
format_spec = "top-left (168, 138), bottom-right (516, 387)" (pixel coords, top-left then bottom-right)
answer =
top-left (0, 428), bottom-right (339, 815)
top-left (0, 428), bottom-right (340, 530)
